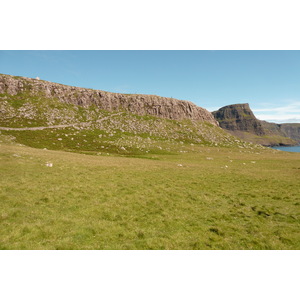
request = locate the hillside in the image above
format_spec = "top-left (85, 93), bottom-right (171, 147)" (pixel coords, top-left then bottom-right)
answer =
top-left (1, 74), bottom-right (300, 250)
top-left (0, 73), bottom-right (217, 124)
top-left (0, 74), bottom-right (260, 156)
top-left (261, 121), bottom-right (300, 143)
top-left (212, 103), bottom-right (265, 135)
top-left (213, 104), bottom-right (299, 146)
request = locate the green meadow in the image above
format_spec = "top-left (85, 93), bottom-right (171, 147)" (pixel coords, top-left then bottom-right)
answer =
top-left (1, 85), bottom-right (299, 250)
top-left (1, 135), bottom-right (299, 249)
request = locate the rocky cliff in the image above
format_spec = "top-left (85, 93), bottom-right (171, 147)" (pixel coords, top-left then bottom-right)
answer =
top-left (212, 103), bottom-right (265, 135)
top-left (261, 121), bottom-right (300, 143)
top-left (0, 74), bottom-right (218, 125)
top-left (280, 124), bottom-right (300, 143)
top-left (213, 103), bottom-right (299, 146)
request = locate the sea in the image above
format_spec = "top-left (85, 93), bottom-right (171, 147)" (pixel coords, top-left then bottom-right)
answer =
top-left (271, 145), bottom-right (300, 153)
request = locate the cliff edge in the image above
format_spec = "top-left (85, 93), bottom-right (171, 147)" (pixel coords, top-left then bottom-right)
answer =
top-left (212, 103), bottom-right (265, 135)
top-left (213, 103), bottom-right (299, 146)
top-left (0, 74), bottom-right (218, 125)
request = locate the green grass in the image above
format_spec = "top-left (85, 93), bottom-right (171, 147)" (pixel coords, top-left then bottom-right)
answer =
top-left (1, 92), bottom-right (256, 156)
top-left (1, 88), bottom-right (265, 159)
top-left (1, 136), bottom-right (299, 249)
top-left (1, 82), bottom-right (299, 249)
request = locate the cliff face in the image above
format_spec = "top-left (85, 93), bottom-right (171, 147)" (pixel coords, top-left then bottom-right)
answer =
top-left (212, 103), bottom-right (265, 135)
top-left (278, 124), bottom-right (300, 143)
top-left (0, 74), bottom-right (218, 125)
top-left (213, 103), bottom-right (299, 146)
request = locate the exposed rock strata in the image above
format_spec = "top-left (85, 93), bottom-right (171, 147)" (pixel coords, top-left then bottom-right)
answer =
top-left (0, 74), bottom-right (218, 125)
top-left (213, 103), bottom-right (299, 146)
top-left (212, 103), bottom-right (265, 135)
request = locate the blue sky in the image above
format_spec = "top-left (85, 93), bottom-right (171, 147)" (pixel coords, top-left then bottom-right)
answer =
top-left (1, 50), bottom-right (300, 123)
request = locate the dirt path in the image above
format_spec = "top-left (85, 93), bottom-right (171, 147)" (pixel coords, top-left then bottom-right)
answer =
top-left (0, 112), bottom-right (124, 131)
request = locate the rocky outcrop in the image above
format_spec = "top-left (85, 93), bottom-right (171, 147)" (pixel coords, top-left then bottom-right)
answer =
top-left (0, 74), bottom-right (218, 125)
top-left (213, 103), bottom-right (299, 146)
top-left (280, 124), bottom-right (300, 143)
top-left (212, 103), bottom-right (265, 135)
top-left (261, 121), bottom-right (300, 143)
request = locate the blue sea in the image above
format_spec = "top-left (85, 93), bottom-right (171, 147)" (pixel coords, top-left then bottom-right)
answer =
top-left (271, 145), bottom-right (300, 153)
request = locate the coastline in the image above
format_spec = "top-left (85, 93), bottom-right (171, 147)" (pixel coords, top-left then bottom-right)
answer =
top-left (270, 145), bottom-right (300, 152)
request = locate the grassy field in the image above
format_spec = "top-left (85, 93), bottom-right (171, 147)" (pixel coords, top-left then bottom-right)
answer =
top-left (1, 135), bottom-right (299, 249)
top-left (1, 83), bottom-right (299, 249)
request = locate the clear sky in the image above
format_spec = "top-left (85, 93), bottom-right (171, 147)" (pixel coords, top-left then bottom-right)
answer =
top-left (1, 50), bottom-right (300, 123)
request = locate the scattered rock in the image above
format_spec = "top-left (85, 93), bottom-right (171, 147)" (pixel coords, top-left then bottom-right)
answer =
top-left (0, 74), bottom-right (218, 125)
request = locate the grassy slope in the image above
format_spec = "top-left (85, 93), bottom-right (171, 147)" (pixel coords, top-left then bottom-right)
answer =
top-left (1, 88), bottom-right (299, 249)
top-left (226, 130), bottom-right (297, 146)
top-left (1, 90), bottom-right (258, 156)
top-left (1, 136), bottom-right (299, 250)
